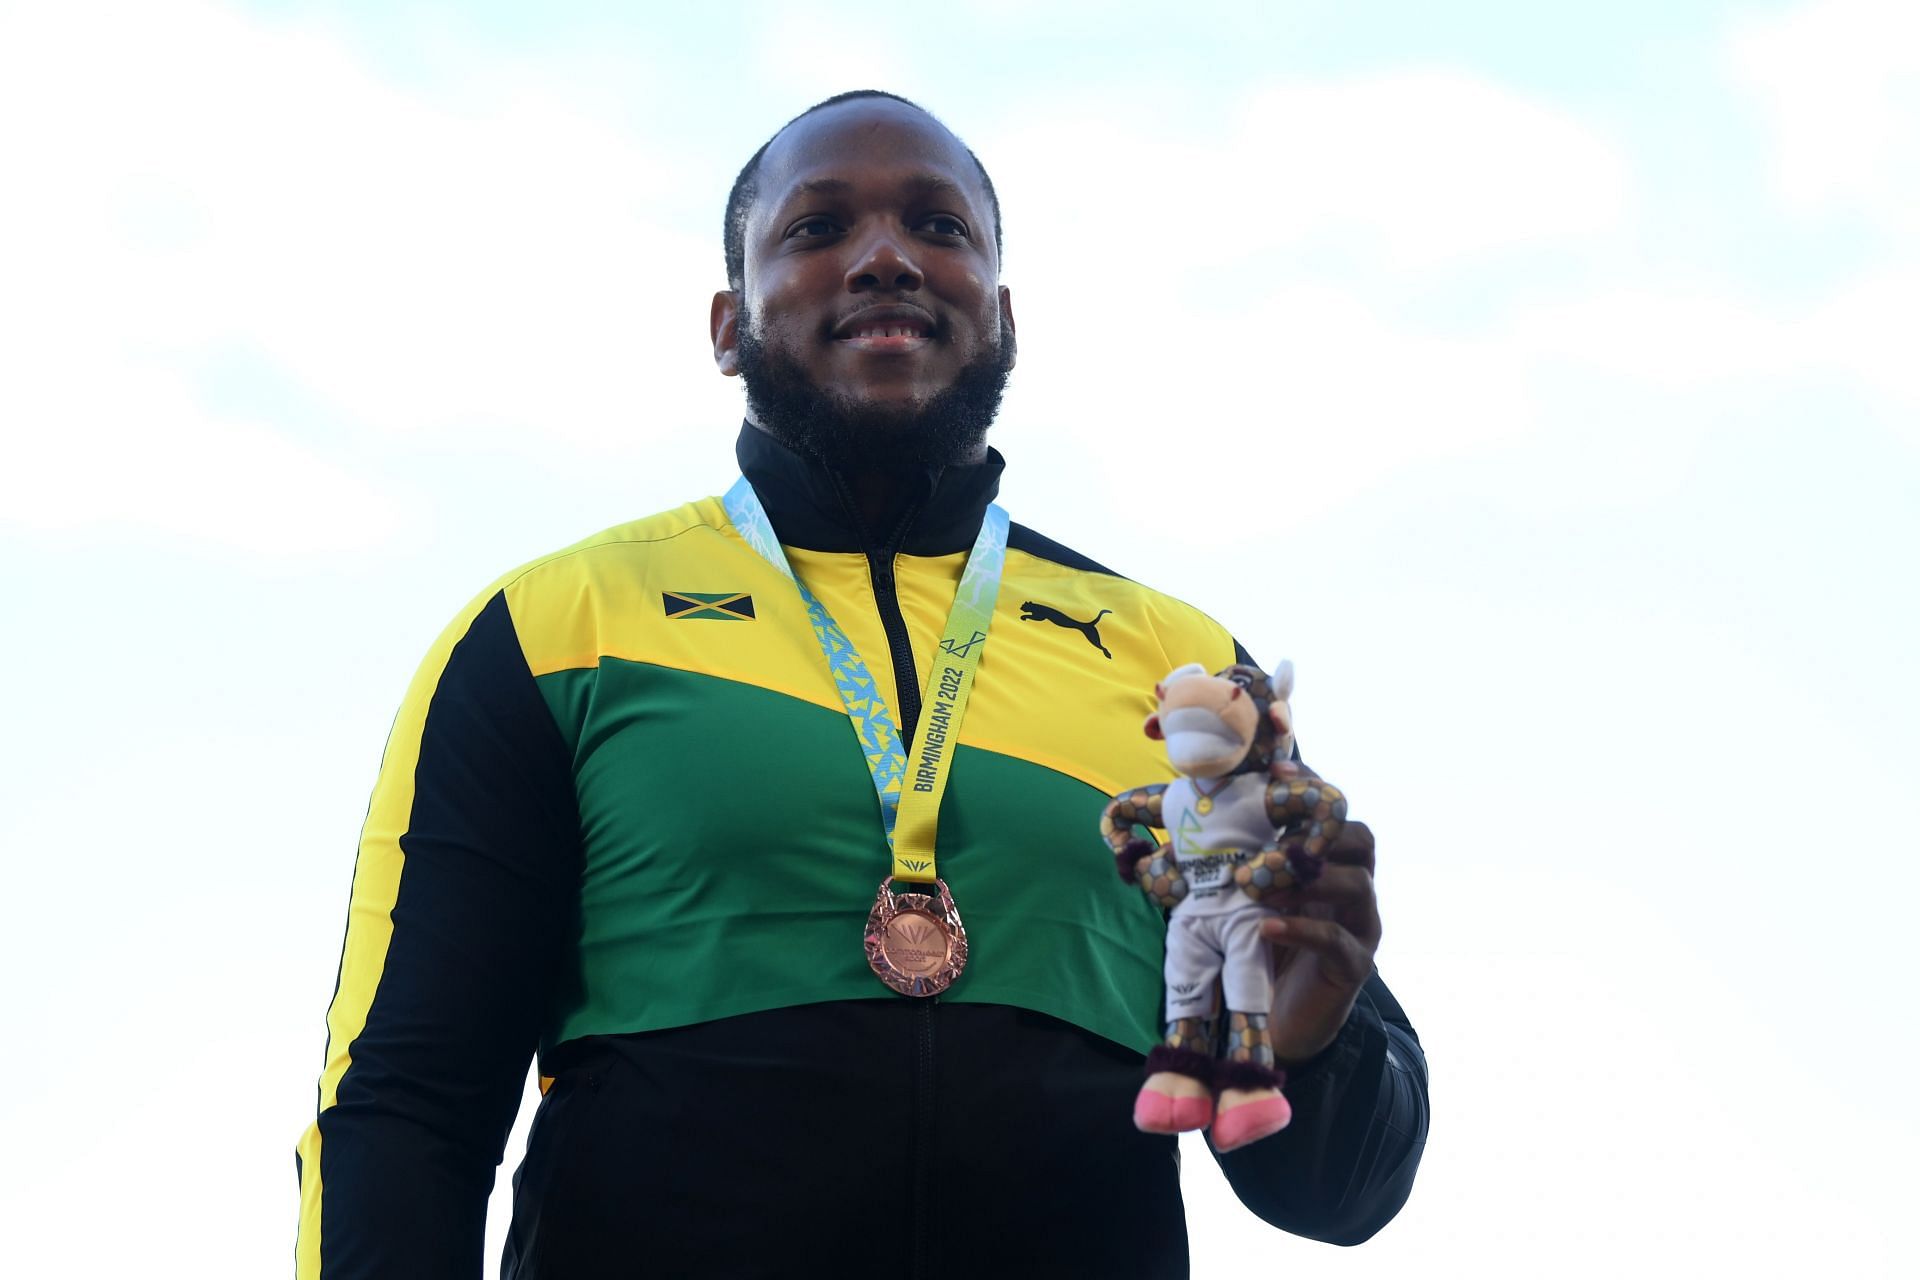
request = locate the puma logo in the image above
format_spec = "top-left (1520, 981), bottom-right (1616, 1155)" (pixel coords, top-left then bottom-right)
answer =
top-left (1018, 602), bottom-right (1112, 659)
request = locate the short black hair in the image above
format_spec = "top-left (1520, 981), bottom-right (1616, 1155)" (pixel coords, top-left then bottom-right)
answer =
top-left (722, 89), bottom-right (1003, 291)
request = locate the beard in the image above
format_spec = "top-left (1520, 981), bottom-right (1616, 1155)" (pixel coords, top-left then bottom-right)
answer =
top-left (734, 306), bottom-right (1015, 468)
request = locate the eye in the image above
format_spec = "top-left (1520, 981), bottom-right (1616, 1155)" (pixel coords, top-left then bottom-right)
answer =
top-left (785, 215), bottom-right (841, 239)
top-left (920, 213), bottom-right (969, 238)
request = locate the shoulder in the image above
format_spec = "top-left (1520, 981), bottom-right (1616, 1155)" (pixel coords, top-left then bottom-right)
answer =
top-left (498, 499), bottom-right (727, 598)
top-left (423, 497), bottom-right (732, 659)
top-left (1005, 520), bottom-right (1256, 669)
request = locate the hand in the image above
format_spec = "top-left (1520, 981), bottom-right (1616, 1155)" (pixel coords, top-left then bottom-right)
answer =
top-left (1115, 837), bottom-right (1154, 884)
top-left (1257, 816), bottom-right (1380, 1065)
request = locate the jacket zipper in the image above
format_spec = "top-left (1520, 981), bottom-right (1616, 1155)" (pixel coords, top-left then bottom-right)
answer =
top-left (846, 479), bottom-right (937, 1275)
top-left (868, 552), bottom-right (924, 739)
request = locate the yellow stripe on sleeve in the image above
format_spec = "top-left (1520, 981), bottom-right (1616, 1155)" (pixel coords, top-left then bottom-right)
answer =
top-left (295, 581), bottom-right (507, 1278)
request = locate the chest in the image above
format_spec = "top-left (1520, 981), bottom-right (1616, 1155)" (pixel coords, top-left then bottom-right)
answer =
top-left (1165, 774), bottom-right (1275, 854)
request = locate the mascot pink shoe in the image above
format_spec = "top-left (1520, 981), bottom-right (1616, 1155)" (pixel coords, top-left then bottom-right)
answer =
top-left (1210, 1095), bottom-right (1292, 1152)
top-left (1209, 1061), bottom-right (1292, 1152)
top-left (1132, 1088), bottom-right (1214, 1133)
top-left (1132, 1046), bottom-right (1216, 1133)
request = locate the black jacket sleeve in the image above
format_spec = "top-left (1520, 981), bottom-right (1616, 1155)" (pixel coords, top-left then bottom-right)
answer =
top-left (1210, 972), bottom-right (1429, 1244)
top-left (295, 590), bottom-right (581, 1279)
top-left (1209, 644), bottom-right (1429, 1240)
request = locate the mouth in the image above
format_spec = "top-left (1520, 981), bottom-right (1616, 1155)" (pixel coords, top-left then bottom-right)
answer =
top-left (833, 305), bottom-right (937, 353)
top-left (1160, 708), bottom-right (1240, 743)
top-left (1161, 708), bottom-right (1245, 777)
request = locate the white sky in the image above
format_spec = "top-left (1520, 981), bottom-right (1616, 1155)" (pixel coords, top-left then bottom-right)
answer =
top-left (1, 1), bottom-right (1915, 1275)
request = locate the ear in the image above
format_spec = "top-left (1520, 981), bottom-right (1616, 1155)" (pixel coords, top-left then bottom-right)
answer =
top-left (711, 290), bottom-right (742, 377)
top-left (999, 285), bottom-right (1017, 371)
top-left (1268, 659), bottom-right (1295, 704)
top-left (1143, 713), bottom-right (1163, 741)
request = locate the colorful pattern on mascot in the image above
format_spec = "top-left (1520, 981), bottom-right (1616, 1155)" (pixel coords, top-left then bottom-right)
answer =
top-left (1099, 660), bottom-right (1347, 1152)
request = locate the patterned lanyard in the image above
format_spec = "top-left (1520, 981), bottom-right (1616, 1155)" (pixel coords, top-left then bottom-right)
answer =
top-left (723, 476), bottom-right (1009, 884)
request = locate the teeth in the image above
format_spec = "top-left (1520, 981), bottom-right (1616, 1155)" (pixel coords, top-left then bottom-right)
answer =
top-left (850, 324), bottom-right (925, 339)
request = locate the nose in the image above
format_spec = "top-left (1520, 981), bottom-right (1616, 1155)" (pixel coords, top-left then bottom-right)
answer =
top-left (845, 225), bottom-right (923, 294)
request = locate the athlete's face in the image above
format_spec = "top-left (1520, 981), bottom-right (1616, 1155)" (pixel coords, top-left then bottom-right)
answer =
top-left (711, 99), bottom-right (1015, 459)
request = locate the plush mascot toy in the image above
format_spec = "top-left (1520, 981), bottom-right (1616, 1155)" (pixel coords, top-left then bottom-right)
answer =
top-left (1100, 660), bottom-right (1347, 1152)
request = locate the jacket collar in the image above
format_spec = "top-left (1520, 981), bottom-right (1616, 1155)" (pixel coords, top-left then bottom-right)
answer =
top-left (733, 421), bottom-right (1005, 556)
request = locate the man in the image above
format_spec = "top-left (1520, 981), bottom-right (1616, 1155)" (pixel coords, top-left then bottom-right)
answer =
top-left (296, 90), bottom-right (1427, 1279)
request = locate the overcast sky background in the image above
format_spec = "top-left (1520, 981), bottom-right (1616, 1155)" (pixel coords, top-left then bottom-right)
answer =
top-left (2, 0), bottom-right (1915, 1274)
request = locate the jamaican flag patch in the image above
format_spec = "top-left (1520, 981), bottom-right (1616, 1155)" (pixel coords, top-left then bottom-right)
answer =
top-left (662, 591), bottom-right (756, 621)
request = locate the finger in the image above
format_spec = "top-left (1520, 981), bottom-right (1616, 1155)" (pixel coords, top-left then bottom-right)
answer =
top-left (1261, 867), bottom-right (1382, 949)
top-left (1259, 914), bottom-right (1376, 979)
top-left (1322, 820), bottom-right (1374, 871)
top-left (1262, 865), bottom-right (1374, 911)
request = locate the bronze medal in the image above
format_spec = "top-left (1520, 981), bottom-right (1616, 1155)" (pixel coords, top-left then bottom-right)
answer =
top-left (865, 877), bottom-right (969, 997)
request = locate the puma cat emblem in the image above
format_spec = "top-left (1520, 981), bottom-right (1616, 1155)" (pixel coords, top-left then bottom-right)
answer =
top-left (1018, 601), bottom-right (1112, 659)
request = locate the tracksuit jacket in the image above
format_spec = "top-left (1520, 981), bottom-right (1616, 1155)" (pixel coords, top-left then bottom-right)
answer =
top-left (295, 425), bottom-right (1430, 1278)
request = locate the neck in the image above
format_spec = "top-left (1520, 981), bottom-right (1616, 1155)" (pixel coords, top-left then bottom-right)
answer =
top-left (842, 466), bottom-right (920, 539)
top-left (745, 417), bottom-right (962, 547)
top-left (828, 455), bottom-right (954, 550)
top-left (734, 419), bottom-right (1004, 557)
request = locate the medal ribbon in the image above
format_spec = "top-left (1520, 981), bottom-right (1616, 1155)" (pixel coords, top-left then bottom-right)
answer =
top-left (723, 477), bottom-right (1008, 884)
